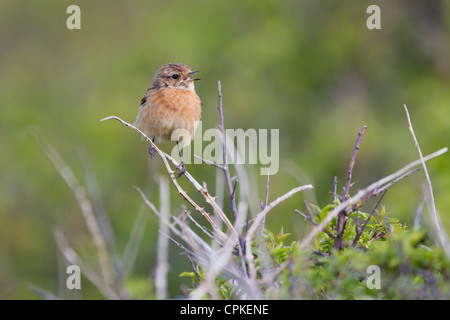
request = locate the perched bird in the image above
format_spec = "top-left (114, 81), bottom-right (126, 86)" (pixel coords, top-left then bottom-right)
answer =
top-left (134, 63), bottom-right (202, 177)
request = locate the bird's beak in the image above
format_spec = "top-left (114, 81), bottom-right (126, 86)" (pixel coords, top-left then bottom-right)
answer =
top-left (187, 70), bottom-right (201, 81)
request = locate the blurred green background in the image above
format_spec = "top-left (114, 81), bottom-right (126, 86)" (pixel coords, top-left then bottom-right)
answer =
top-left (1, 0), bottom-right (449, 299)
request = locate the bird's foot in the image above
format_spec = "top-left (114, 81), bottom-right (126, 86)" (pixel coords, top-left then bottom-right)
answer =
top-left (176, 162), bottom-right (186, 178)
top-left (148, 144), bottom-right (156, 158)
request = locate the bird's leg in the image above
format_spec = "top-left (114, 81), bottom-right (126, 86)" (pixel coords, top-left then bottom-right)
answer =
top-left (176, 141), bottom-right (186, 178)
top-left (148, 137), bottom-right (156, 158)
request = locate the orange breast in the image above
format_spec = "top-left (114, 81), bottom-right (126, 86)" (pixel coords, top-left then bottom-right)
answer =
top-left (135, 88), bottom-right (202, 142)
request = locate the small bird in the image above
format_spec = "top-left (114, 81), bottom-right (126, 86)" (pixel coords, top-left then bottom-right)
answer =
top-left (134, 63), bottom-right (202, 177)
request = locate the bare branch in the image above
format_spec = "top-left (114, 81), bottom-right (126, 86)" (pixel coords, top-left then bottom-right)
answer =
top-left (216, 81), bottom-right (239, 223)
top-left (331, 176), bottom-right (340, 203)
top-left (194, 154), bottom-right (225, 171)
top-left (75, 147), bottom-right (117, 254)
top-left (134, 186), bottom-right (210, 255)
top-left (259, 168), bottom-right (270, 237)
top-left (187, 255), bottom-right (201, 286)
top-left (334, 126), bottom-right (367, 250)
top-left (299, 147), bottom-right (448, 250)
top-left (189, 234), bottom-right (240, 300)
top-left (352, 190), bottom-right (387, 247)
top-left (231, 178), bottom-right (239, 199)
top-left (264, 169), bottom-right (270, 209)
top-left (295, 199), bottom-right (336, 240)
top-left (358, 168), bottom-right (420, 205)
top-left (404, 104), bottom-right (450, 258)
top-left (294, 209), bottom-right (309, 220)
top-left (155, 176), bottom-right (170, 300)
top-left (35, 134), bottom-right (117, 299)
top-left (343, 126), bottom-right (367, 200)
top-left (53, 227), bottom-right (118, 299)
top-left (186, 211), bottom-right (214, 240)
top-left (100, 116), bottom-right (238, 245)
top-left (245, 185), bottom-right (313, 281)
top-left (159, 230), bottom-right (199, 260)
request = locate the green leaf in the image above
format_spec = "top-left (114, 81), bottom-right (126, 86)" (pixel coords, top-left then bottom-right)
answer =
top-left (320, 204), bottom-right (336, 221)
top-left (276, 232), bottom-right (291, 243)
top-left (179, 271), bottom-right (195, 278)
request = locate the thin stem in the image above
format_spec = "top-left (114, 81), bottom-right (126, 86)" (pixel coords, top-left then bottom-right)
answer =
top-left (155, 176), bottom-right (170, 300)
top-left (299, 146), bottom-right (448, 250)
top-left (343, 126), bottom-right (367, 201)
top-left (217, 81), bottom-right (239, 223)
top-left (352, 190), bottom-right (387, 247)
top-left (404, 104), bottom-right (450, 258)
top-left (335, 126), bottom-right (367, 251)
top-left (215, 81), bottom-right (246, 264)
top-left (194, 154), bottom-right (225, 171)
top-left (245, 185), bottom-right (313, 281)
top-left (36, 134), bottom-right (117, 299)
top-left (100, 116), bottom-right (238, 245)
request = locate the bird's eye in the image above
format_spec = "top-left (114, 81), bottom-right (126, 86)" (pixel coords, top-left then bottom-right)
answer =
top-left (171, 74), bottom-right (179, 79)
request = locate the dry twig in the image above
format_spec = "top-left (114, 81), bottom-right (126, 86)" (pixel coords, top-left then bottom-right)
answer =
top-left (36, 134), bottom-right (118, 299)
top-left (403, 104), bottom-right (450, 258)
top-left (216, 81), bottom-right (239, 223)
top-left (344, 126), bottom-right (367, 200)
top-left (299, 146), bottom-right (448, 250)
top-left (99, 115), bottom-right (238, 245)
top-left (245, 185), bottom-right (313, 282)
top-left (155, 176), bottom-right (170, 300)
